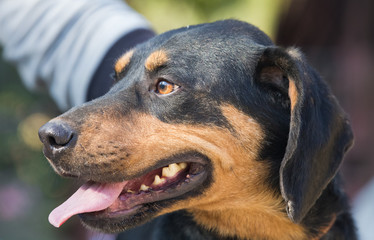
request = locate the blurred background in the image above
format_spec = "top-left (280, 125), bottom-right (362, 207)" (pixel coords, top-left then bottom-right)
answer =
top-left (0, 0), bottom-right (373, 239)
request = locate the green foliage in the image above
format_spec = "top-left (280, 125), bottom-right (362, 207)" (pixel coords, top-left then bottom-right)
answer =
top-left (128, 0), bottom-right (287, 39)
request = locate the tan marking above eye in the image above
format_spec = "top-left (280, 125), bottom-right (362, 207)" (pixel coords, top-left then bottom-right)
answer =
top-left (114, 49), bottom-right (134, 75)
top-left (145, 49), bottom-right (169, 71)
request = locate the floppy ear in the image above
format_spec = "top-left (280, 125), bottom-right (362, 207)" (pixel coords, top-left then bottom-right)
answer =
top-left (257, 47), bottom-right (354, 223)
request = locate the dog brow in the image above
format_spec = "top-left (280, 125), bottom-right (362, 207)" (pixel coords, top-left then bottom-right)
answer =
top-left (114, 49), bottom-right (134, 75)
top-left (145, 49), bottom-right (169, 71)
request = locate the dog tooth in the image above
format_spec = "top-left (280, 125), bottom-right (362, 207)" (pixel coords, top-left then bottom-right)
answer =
top-left (127, 190), bottom-right (135, 193)
top-left (153, 175), bottom-right (166, 185)
top-left (169, 163), bottom-right (182, 173)
top-left (139, 184), bottom-right (150, 191)
top-left (162, 166), bottom-right (172, 177)
top-left (162, 163), bottom-right (181, 177)
top-left (178, 162), bottom-right (187, 169)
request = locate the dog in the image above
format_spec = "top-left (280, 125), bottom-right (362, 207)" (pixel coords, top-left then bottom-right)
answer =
top-left (38, 20), bottom-right (356, 239)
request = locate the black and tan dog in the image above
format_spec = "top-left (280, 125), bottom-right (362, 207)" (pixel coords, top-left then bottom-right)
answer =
top-left (39, 20), bottom-right (356, 240)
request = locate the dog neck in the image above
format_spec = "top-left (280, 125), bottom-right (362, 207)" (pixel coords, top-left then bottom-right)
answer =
top-left (189, 207), bottom-right (307, 240)
top-left (311, 214), bottom-right (337, 240)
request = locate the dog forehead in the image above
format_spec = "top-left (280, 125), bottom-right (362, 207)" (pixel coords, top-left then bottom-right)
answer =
top-left (137, 20), bottom-right (273, 61)
top-left (154, 20), bottom-right (272, 47)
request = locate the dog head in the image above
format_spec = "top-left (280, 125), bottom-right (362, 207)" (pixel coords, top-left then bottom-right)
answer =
top-left (39, 20), bottom-right (353, 237)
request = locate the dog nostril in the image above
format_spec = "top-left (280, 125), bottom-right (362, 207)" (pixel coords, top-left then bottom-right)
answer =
top-left (48, 134), bottom-right (72, 148)
top-left (39, 121), bottom-right (76, 151)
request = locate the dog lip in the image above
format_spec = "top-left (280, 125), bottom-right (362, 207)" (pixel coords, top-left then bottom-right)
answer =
top-left (45, 157), bottom-right (80, 178)
top-left (105, 151), bottom-right (209, 183)
top-left (59, 171), bottom-right (79, 178)
top-left (82, 170), bottom-right (207, 221)
top-left (79, 160), bottom-right (209, 225)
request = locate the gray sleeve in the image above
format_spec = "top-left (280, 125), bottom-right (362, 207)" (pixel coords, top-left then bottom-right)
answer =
top-left (0, 0), bottom-right (151, 111)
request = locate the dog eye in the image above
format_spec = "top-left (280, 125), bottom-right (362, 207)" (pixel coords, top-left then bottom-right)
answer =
top-left (155, 79), bottom-right (178, 95)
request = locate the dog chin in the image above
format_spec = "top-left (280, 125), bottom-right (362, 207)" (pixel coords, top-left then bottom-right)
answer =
top-left (79, 204), bottom-right (154, 233)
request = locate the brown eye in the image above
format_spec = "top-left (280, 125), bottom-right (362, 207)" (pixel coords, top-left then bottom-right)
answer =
top-left (156, 80), bottom-right (177, 95)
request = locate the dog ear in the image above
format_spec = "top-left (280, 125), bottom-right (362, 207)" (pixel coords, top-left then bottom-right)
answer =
top-left (256, 47), bottom-right (353, 223)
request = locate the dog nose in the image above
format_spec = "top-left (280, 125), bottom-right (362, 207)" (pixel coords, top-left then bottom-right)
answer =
top-left (38, 121), bottom-right (76, 156)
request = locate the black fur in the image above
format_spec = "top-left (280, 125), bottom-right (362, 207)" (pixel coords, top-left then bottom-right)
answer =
top-left (39, 20), bottom-right (356, 239)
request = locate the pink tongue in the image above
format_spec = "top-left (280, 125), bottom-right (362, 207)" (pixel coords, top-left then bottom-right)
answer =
top-left (48, 181), bottom-right (127, 227)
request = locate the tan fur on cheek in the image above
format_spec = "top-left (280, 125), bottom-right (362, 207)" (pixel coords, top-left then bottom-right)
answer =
top-left (151, 106), bottom-right (305, 239)
top-left (154, 105), bottom-right (306, 239)
top-left (66, 104), bottom-right (263, 179)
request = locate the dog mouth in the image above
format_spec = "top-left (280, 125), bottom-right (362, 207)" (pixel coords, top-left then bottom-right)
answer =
top-left (48, 157), bottom-right (208, 228)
